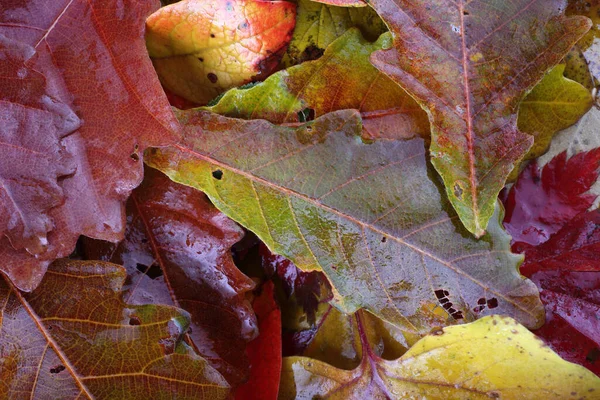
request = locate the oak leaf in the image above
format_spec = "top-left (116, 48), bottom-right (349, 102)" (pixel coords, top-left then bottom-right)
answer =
top-left (0, 260), bottom-right (229, 399)
top-left (0, 0), bottom-right (180, 291)
top-left (369, 0), bottom-right (591, 236)
top-left (146, 109), bottom-right (543, 335)
top-left (146, 0), bottom-right (296, 104)
top-left (81, 167), bottom-right (257, 386)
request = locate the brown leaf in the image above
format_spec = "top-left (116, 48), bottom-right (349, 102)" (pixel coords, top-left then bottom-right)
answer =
top-left (0, 0), bottom-right (180, 290)
top-left (0, 260), bottom-right (229, 399)
top-left (369, 0), bottom-right (590, 236)
top-left (81, 167), bottom-right (257, 386)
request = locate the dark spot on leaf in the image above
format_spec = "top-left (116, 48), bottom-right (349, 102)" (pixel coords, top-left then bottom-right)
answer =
top-left (586, 347), bottom-right (600, 363)
top-left (238, 21), bottom-right (248, 30)
top-left (50, 365), bottom-right (65, 374)
top-left (130, 152), bottom-right (139, 162)
top-left (198, 57), bottom-right (204, 62)
top-left (463, 10), bottom-right (469, 16)
top-left (487, 298), bottom-right (498, 309)
top-left (207, 73), bottom-right (218, 83)
top-left (381, 236), bottom-right (387, 243)
top-left (210, 33), bottom-right (215, 38)
top-left (212, 169), bottom-right (223, 180)
top-left (454, 183), bottom-right (463, 199)
top-left (129, 317), bottom-right (141, 326)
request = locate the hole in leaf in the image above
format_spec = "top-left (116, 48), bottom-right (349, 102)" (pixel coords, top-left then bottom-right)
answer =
top-left (297, 108), bottom-right (315, 123)
top-left (381, 236), bottom-right (387, 243)
top-left (463, 10), bottom-right (469, 15)
top-left (198, 57), bottom-right (204, 62)
top-left (487, 298), bottom-right (498, 309)
top-left (452, 311), bottom-right (464, 319)
top-left (50, 365), bottom-right (65, 374)
top-left (212, 169), bottom-right (223, 180)
top-left (207, 73), bottom-right (218, 83)
top-left (477, 298), bottom-right (486, 305)
top-left (136, 263), bottom-right (163, 280)
top-left (210, 33), bottom-right (215, 38)
top-left (129, 317), bottom-right (141, 326)
top-left (435, 289), bottom-right (445, 299)
top-left (130, 153), bottom-right (139, 162)
top-left (453, 183), bottom-right (463, 199)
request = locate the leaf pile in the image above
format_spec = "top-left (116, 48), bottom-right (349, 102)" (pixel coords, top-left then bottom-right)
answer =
top-left (2, 0), bottom-right (600, 398)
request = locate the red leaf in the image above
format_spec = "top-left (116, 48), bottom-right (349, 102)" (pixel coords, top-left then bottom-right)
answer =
top-left (0, 0), bottom-right (179, 290)
top-left (235, 281), bottom-right (282, 400)
top-left (503, 149), bottom-right (600, 247)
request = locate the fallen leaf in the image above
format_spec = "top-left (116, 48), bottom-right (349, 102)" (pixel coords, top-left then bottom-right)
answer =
top-left (207, 29), bottom-right (429, 140)
top-left (81, 166), bottom-right (257, 385)
top-left (369, 0), bottom-right (590, 236)
top-left (0, 36), bottom-right (78, 256)
top-left (518, 64), bottom-right (593, 162)
top-left (503, 149), bottom-right (600, 247)
top-left (234, 281), bottom-right (282, 400)
top-left (280, 313), bottom-right (600, 399)
top-left (567, 0), bottom-right (600, 90)
top-left (0, 260), bottom-right (229, 399)
top-left (146, 109), bottom-right (543, 335)
top-left (0, 0), bottom-right (180, 291)
top-left (282, 0), bottom-right (387, 66)
top-left (520, 210), bottom-right (600, 376)
top-left (146, 0), bottom-right (296, 104)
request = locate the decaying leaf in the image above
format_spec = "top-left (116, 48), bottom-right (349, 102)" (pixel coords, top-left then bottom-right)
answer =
top-left (0, 0), bottom-right (180, 291)
top-left (369, 0), bottom-right (591, 236)
top-left (208, 29), bottom-right (429, 140)
top-left (81, 167), bottom-right (257, 385)
top-left (503, 149), bottom-right (600, 247)
top-left (146, 109), bottom-right (543, 335)
top-left (567, 0), bottom-right (600, 89)
top-left (0, 260), bottom-right (229, 399)
top-left (518, 64), bottom-right (593, 162)
top-left (282, 0), bottom-right (387, 66)
top-left (146, 0), bottom-right (296, 104)
top-left (280, 313), bottom-right (600, 399)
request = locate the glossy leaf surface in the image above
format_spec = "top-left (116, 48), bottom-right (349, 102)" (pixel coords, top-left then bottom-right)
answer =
top-left (81, 167), bottom-right (257, 385)
top-left (280, 314), bottom-right (600, 399)
top-left (369, 0), bottom-right (591, 236)
top-left (146, 109), bottom-right (543, 335)
top-left (282, 0), bottom-right (386, 66)
top-left (0, 260), bottom-right (229, 399)
top-left (146, 0), bottom-right (296, 104)
top-left (503, 149), bottom-right (600, 247)
top-left (208, 29), bottom-right (428, 140)
top-left (0, 0), bottom-right (180, 291)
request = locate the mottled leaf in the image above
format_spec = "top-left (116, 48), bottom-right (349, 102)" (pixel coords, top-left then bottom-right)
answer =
top-left (0, 0), bottom-right (180, 290)
top-left (518, 64), bottom-right (593, 163)
top-left (282, 0), bottom-right (386, 66)
top-left (234, 281), bottom-right (282, 400)
top-left (280, 313), bottom-right (600, 399)
top-left (81, 167), bottom-right (257, 385)
top-left (567, 1), bottom-right (600, 90)
top-left (369, 0), bottom-right (590, 236)
top-left (146, 0), bottom-right (296, 104)
top-left (0, 260), bottom-right (229, 399)
top-left (503, 149), bottom-right (600, 247)
top-left (208, 29), bottom-right (428, 140)
top-left (146, 109), bottom-right (543, 335)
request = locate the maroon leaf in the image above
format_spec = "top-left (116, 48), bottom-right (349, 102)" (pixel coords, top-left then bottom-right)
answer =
top-left (0, 0), bottom-right (179, 290)
top-left (81, 167), bottom-right (257, 385)
top-left (503, 149), bottom-right (600, 248)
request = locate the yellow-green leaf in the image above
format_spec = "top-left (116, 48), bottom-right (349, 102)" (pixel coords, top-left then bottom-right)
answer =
top-left (0, 260), bottom-right (229, 399)
top-left (146, 0), bottom-right (296, 104)
top-left (207, 29), bottom-right (429, 140)
top-left (282, 0), bottom-right (387, 66)
top-left (146, 110), bottom-right (543, 336)
top-left (518, 64), bottom-right (593, 162)
top-left (280, 314), bottom-right (600, 399)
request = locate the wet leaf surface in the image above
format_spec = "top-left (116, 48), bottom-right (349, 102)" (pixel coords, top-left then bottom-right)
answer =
top-left (146, 109), bottom-right (543, 335)
top-left (279, 313), bottom-right (600, 399)
top-left (0, 260), bottom-right (229, 399)
top-left (0, 0), bottom-right (180, 291)
top-left (81, 167), bottom-right (257, 386)
top-left (146, 0), bottom-right (296, 104)
top-left (369, 0), bottom-right (590, 236)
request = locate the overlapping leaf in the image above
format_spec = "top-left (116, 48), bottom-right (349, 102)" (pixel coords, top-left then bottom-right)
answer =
top-left (280, 313), bottom-right (600, 399)
top-left (567, 1), bottom-right (600, 90)
top-left (281, 0), bottom-right (387, 66)
top-left (146, 0), bottom-right (296, 104)
top-left (369, 0), bottom-right (591, 236)
top-left (81, 167), bottom-right (257, 385)
top-left (0, 0), bottom-right (180, 290)
top-left (208, 29), bottom-right (429, 140)
top-left (0, 260), bottom-right (229, 399)
top-left (146, 109), bottom-right (543, 335)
